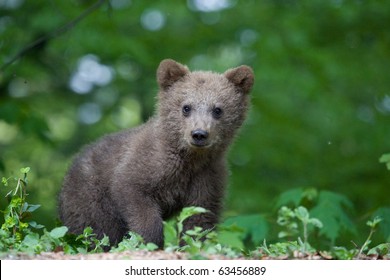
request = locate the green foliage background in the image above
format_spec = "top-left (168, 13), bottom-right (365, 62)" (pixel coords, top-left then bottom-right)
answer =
top-left (0, 0), bottom-right (389, 246)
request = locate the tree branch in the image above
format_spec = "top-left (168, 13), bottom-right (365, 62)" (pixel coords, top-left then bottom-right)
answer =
top-left (0, 0), bottom-right (108, 73)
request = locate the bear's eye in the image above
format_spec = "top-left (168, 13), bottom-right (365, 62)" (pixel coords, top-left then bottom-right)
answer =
top-left (182, 105), bottom-right (191, 117)
top-left (212, 107), bottom-right (223, 119)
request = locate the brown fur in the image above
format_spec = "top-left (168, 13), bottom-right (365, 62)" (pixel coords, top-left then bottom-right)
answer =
top-left (58, 59), bottom-right (254, 248)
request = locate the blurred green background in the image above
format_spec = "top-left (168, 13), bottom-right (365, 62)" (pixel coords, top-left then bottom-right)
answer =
top-left (0, 0), bottom-right (389, 244)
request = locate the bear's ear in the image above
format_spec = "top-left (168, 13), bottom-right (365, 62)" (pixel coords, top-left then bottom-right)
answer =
top-left (224, 65), bottom-right (254, 94)
top-left (157, 59), bottom-right (189, 90)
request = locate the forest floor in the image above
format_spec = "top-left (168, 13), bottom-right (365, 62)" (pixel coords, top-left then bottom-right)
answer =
top-left (2, 250), bottom-right (386, 260)
top-left (2, 250), bottom-right (190, 260)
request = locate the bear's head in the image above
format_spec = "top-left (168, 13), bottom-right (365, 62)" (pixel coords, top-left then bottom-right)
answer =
top-left (156, 59), bottom-right (254, 154)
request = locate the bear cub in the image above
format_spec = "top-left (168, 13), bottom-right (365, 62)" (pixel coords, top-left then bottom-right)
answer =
top-left (58, 59), bottom-right (254, 248)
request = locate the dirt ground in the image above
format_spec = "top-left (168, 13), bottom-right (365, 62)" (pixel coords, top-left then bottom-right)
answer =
top-left (2, 250), bottom-right (187, 260)
top-left (1, 250), bottom-right (386, 260)
top-left (2, 250), bottom-right (242, 260)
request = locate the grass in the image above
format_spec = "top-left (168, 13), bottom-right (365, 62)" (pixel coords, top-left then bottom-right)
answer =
top-left (0, 162), bottom-right (389, 259)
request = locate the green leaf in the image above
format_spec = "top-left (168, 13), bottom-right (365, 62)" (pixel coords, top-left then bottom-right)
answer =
top-left (2, 177), bottom-right (8, 186)
top-left (185, 226), bottom-right (204, 236)
top-left (96, 235), bottom-right (110, 250)
top-left (266, 241), bottom-right (300, 256)
top-left (278, 231), bottom-right (292, 239)
top-left (379, 154), bottom-right (390, 170)
top-left (310, 190), bottom-right (356, 242)
top-left (49, 226), bottom-right (68, 239)
top-left (29, 221), bottom-right (44, 229)
top-left (275, 188), bottom-right (304, 208)
top-left (379, 153), bottom-right (390, 163)
top-left (20, 167), bottom-right (30, 174)
top-left (10, 196), bottom-right (22, 207)
top-left (178, 207), bottom-right (208, 224)
top-left (177, 207), bottom-right (208, 235)
top-left (145, 242), bottom-right (159, 251)
top-left (181, 234), bottom-right (202, 254)
top-left (366, 216), bottom-right (382, 228)
top-left (332, 246), bottom-right (357, 260)
top-left (277, 206), bottom-right (295, 226)
top-left (275, 188), bottom-right (319, 210)
top-left (26, 204), bottom-right (41, 213)
top-left (223, 214), bottom-right (268, 245)
top-left (217, 230), bottom-right (245, 250)
top-left (367, 243), bottom-right (390, 256)
top-left (62, 244), bottom-right (77, 255)
top-left (110, 231), bottom-right (159, 252)
top-left (294, 206), bottom-right (310, 222)
top-left (22, 232), bottom-right (40, 248)
top-left (163, 220), bottom-right (178, 246)
top-left (77, 248), bottom-right (88, 254)
top-left (308, 218), bottom-right (323, 228)
top-left (82, 227), bottom-right (93, 236)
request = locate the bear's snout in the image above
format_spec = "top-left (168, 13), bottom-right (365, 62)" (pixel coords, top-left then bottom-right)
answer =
top-left (191, 129), bottom-right (209, 147)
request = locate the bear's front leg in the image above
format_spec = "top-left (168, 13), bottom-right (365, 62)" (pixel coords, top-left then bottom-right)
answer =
top-left (181, 180), bottom-right (224, 245)
top-left (181, 168), bottom-right (225, 237)
top-left (119, 195), bottom-right (164, 248)
top-left (182, 209), bottom-right (220, 234)
top-left (179, 205), bottom-right (220, 248)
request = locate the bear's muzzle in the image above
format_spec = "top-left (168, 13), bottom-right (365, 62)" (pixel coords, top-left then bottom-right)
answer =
top-left (191, 129), bottom-right (210, 147)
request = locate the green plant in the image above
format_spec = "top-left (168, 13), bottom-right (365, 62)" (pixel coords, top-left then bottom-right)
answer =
top-left (163, 207), bottom-right (205, 247)
top-left (0, 168), bottom-right (111, 255)
top-left (260, 240), bottom-right (301, 258)
top-left (356, 217), bottom-right (383, 258)
top-left (331, 217), bottom-right (388, 259)
top-left (367, 243), bottom-right (390, 256)
top-left (1, 167), bottom-right (43, 250)
top-left (332, 246), bottom-right (357, 260)
top-left (276, 187), bottom-right (356, 245)
top-left (73, 227), bottom-right (110, 254)
top-left (277, 206), bottom-right (323, 254)
top-left (1, 167), bottom-right (389, 260)
top-left (163, 207), bottom-right (243, 258)
top-left (18, 226), bottom-right (69, 254)
top-left (110, 232), bottom-right (158, 253)
top-left (0, 168), bottom-right (72, 254)
top-left (164, 206), bottom-right (210, 251)
top-left (222, 214), bottom-right (268, 248)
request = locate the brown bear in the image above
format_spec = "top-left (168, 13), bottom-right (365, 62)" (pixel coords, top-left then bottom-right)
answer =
top-left (58, 59), bottom-right (254, 248)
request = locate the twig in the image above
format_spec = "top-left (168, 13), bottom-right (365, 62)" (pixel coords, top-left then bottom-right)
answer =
top-left (0, 0), bottom-right (108, 73)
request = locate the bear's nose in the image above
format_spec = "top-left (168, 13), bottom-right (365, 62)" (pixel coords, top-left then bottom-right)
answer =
top-left (191, 129), bottom-right (209, 146)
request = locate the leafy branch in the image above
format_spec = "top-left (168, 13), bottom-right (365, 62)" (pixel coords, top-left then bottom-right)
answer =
top-left (0, 0), bottom-right (109, 73)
